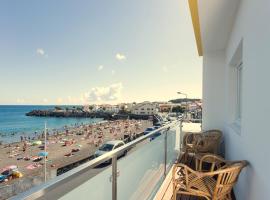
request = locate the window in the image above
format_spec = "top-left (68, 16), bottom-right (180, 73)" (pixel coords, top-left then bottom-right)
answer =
top-left (229, 39), bottom-right (243, 135)
top-left (115, 143), bottom-right (124, 149)
top-left (236, 63), bottom-right (243, 121)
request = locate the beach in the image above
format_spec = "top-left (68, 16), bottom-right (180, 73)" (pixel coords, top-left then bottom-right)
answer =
top-left (0, 119), bottom-right (152, 199)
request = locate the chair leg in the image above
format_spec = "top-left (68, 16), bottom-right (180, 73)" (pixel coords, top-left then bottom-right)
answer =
top-left (227, 193), bottom-right (232, 200)
top-left (173, 188), bottom-right (177, 200)
top-left (184, 150), bottom-right (189, 162)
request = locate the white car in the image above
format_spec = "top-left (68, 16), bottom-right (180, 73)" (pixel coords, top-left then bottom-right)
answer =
top-left (94, 140), bottom-right (126, 160)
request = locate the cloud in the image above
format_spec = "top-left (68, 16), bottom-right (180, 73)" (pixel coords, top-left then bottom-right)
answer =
top-left (43, 98), bottom-right (48, 103)
top-left (57, 98), bottom-right (63, 104)
top-left (162, 66), bottom-right (169, 73)
top-left (111, 70), bottom-right (115, 75)
top-left (36, 48), bottom-right (48, 57)
top-left (97, 65), bottom-right (104, 71)
top-left (116, 53), bottom-right (126, 61)
top-left (85, 82), bottom-right (123, 102)
top-left (16, 98), bottom-right (25, 104)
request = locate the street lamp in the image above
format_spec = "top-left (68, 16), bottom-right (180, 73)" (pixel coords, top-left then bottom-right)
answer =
top-left (177, 92), bottom-right (188, 119)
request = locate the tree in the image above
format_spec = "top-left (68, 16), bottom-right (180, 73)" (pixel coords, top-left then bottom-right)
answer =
top-left (76, 107), bottom-right (83, 111)
top-left (55, 106), bottom-right (62, 110)
top-left (172, 106), bottom-right (185, 113)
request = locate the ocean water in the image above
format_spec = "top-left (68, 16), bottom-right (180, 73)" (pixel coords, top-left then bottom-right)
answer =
top-left (0, 105), bottom-right (102, 143)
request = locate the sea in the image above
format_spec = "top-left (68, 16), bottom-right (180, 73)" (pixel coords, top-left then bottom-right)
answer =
top-left (0, 105), bottom-right (103, 144)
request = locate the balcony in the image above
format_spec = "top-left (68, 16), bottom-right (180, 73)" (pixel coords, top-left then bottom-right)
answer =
top-left (11, 119), bottom-right (202, 200)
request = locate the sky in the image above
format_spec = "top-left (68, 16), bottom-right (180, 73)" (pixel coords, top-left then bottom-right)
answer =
top-left (0, 0), bottom-right (202, 105)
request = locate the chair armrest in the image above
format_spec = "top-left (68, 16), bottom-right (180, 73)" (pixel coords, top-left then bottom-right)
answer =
top-left (173, 163), bottom-right (206, 186)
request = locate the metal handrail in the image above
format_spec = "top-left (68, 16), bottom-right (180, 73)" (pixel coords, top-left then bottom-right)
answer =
top-left (11, 119), bottom-right (182, 200)
top-left (183, 118), bottom-right (202, 122)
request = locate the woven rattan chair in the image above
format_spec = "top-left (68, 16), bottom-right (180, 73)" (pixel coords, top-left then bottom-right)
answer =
top-left (172, 160), bottom-right (247, 200)
top-left (195, 153), bottom-right (227, 172)
top-left (183, 130), bottom-right (222, 160)
top-left (202, 130), bottom-right (223, 154)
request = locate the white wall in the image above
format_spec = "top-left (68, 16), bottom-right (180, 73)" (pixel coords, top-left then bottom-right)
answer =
top-left (202, 50), bottom-right (226, 130)
top-left (203, 0), bottom-right (270, 199)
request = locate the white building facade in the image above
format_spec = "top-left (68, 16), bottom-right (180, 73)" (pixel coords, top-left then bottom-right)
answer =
top-left (190, 0), bottom-right (270, 199)
top-left (131, 102), bottom-right (157, 115)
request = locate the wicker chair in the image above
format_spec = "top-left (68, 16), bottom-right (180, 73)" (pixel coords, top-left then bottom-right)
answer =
top-left (183, 130), bottom-right (222, 160)
top-left (195, 154), bottom-right (227, 172)
top-left (172, 160), bottom-right (247, 200)
top-left (202, 130), bottom-right (223, 154)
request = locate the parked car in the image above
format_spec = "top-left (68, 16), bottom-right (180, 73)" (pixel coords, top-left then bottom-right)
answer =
top-left (149, 131), bottom-right (162, 141)
top-left (143, 127), bottom-right (155, 135)
top-left (153, 125), bottom-right (161, 130)
top-left (94, 140), bottom-right (127, 162)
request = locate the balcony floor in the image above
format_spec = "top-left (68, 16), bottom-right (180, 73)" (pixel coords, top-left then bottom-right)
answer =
top-left (154, 154), bottom-right (236, 200)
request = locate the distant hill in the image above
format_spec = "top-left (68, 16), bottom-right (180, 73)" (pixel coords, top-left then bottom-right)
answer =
top-left (169, 98), bottom-right (201, 103)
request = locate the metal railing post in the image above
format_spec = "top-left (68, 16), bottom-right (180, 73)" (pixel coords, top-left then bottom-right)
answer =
top-left (164, 130), bottom-right (168, 177)
top-left (179, 120), bottom-right (183, 152)
top-left (112, 156), bottom-right (117, 200)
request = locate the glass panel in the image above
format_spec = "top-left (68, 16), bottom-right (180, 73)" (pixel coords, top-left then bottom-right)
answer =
top-left (59, 165), bottom-right (112, 200)
top-left (166, 127), bottom-right (179, 170)
top-left (23, 122), bottom-right (180, 200)
top-left (117, 126), bottom-right (179, 200)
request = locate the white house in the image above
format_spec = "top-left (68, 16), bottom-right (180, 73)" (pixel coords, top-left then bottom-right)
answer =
top-left (189, 0), bottom-right (270, 199)
top-left (131, 101), bottom-right (157, 115)
top-left (98, 104), bottom-right (119, 113)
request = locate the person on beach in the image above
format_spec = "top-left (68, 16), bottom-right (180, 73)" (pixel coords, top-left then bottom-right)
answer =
top-left (23, 141), bottom-right (27, 153)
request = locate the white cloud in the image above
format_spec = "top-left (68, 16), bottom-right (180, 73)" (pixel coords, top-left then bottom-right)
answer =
top-left (111, 70), bottom-right (115, 75)
top-left (162, 66), bottom-right (169, 73)
top-left (97, 65), bottom-right (104, 71)
top-left (116, 53), bottom-right (126, 61)
top-left (36, 48), bottom-right (48, 57)
top-left (85, 82), bottom-right (123, 102)
top-left (57, 98), bottom-right (63, 104)
top-left (16, 98), bottom-right (25, 104)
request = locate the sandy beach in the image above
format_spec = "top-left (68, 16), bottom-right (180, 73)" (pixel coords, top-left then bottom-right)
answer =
top-left (0, 119), bottom-right (152, 189)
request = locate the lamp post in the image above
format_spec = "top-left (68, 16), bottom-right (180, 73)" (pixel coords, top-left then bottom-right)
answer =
top-left (177, 92), bottom-right (188, 120)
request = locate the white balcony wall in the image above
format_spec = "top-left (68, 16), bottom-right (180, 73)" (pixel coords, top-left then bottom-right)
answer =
top-left (202, 0), bottom-right (270, 199)
top-left (202, 50), bottom-right (226, 130)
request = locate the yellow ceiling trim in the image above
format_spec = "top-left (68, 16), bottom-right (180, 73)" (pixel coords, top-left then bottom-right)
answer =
top-left (188, 0), bottom-right (203, 56)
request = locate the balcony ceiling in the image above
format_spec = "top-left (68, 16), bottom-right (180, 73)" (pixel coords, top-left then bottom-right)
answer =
top-left (198, 0), bottom-right (240, 53)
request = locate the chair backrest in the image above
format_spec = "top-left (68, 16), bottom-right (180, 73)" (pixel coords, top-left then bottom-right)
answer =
top-left (203, 130), bottom-right (222, 141)
top-left (199, 154), bottom-right (227, 172)
top-left (184, 133), bottom-right (202, 145)
top-left (213, 161), bottom-right (247, 199)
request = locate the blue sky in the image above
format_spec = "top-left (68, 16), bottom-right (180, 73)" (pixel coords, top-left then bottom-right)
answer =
top-left (0, 0), bottom-right (202, 105)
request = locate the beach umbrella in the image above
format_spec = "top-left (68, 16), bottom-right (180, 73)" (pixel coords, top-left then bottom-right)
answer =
top-left (38, 152), bottom-right (48, 157)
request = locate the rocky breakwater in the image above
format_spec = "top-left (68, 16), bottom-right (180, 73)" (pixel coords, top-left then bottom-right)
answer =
top-left (26, 110), bottom-right (113, 119)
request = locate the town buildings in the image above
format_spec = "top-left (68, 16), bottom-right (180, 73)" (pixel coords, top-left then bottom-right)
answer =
top-left (131, 101), bottom-right (158, 115)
